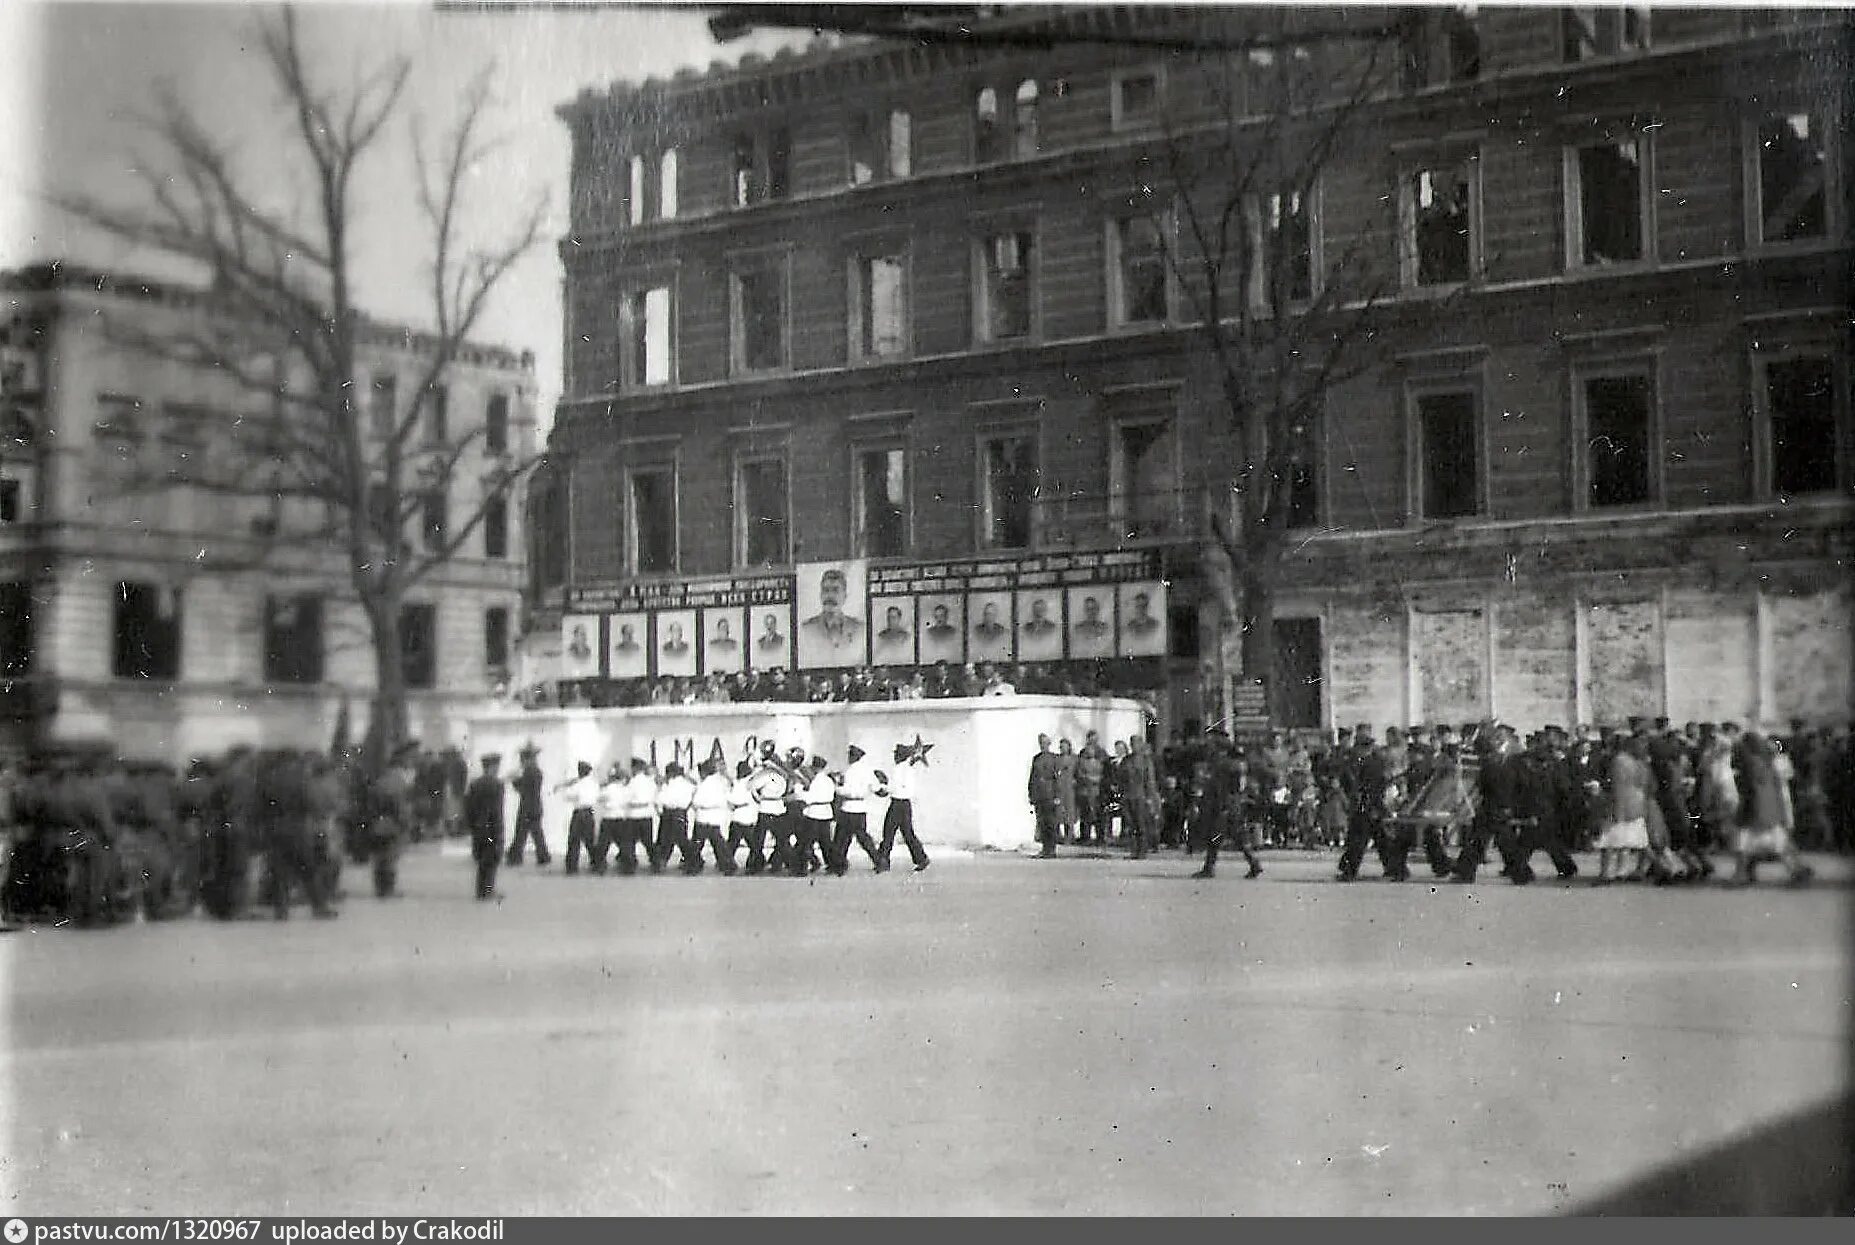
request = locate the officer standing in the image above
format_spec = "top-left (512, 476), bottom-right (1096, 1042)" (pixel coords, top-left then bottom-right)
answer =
top-left (1052, 739), bottom-right (1079, 845)
top-left (1028, 735), bottom-right (1061, 858)
top-left (834, 745), bottom-right (883, 872)
top-left (464, 753), bottom-right (507, 900)
top-left (506, 743), bottom-right (551, 868)
top-left (1075, 733), bottom-right (1107, 845)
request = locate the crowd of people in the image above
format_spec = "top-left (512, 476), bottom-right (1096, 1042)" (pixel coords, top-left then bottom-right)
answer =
top-left (551, 659), bottom-right (1162, 711)
top-left (1034, 716), bottom-right (1853, 886)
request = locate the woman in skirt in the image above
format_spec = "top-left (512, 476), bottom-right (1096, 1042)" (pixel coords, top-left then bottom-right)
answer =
top-left (1732, 731), bottom-right (1813, 887)
top-left (1595, 735), bottom-right (1652, 884)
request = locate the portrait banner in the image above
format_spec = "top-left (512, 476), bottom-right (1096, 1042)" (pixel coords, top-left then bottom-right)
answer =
top-left (654, 608), bottom-right (698, 678)
top-left (702, 606), bottom-right (747, 675)
top-left (560, 614), bottom-right (601, 680)
top-left (967, 590), bottom-right (1014, 665)
top-left (607, 611), bottom-right (649, 679)
top-left (1066, 587), bottom-right (1116, 660)
top-left (917, 593), bottom-right (965, 664)
top-left (795, 559), bottom-right (869, 669)
top-left (1015, 588), bottom-right (1065, 662)
top-left (870, 595), bottom-right (918, 666)
top-left (1116, 581), bottom-right (1168, 657)
top-left (749, 603), bottom-right (793, 670)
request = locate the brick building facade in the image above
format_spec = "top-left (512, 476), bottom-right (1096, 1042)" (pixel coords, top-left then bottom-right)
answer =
top-left (0, 262), bottom-right (539, 761)
top-left (539, 5), bottom-right (1852, 734)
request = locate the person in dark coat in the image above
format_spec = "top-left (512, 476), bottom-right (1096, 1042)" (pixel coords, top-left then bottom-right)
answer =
top-left (1028, 735), bottom-right (1062, 858)
top-left (1509, 731), bottom-right (1580, 882)
top-left (1450, 726), bottom-right (1528, 884)
top-left (505, 744), bottom-right (551, 867)
top-left (1191, 733), bottom-right (1262, 880)
top-left (1337, 726), bottom-right (1406, 882)
top-left (465, 754), bottom-right (507, 900)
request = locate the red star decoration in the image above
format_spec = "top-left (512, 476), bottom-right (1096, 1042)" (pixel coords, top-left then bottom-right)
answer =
top-left (901, 734), bottom-right (934, 766)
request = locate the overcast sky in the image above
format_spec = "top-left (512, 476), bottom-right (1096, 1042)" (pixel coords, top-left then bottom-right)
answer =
top-left (0, 0), bottom-right (815, 429)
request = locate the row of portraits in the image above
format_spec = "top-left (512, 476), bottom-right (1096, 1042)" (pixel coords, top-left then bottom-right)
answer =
top-left (560, 581), bottom-right (1169, 680)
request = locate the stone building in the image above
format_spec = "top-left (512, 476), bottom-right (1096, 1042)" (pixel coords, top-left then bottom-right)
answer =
top-left (537, 5), bottom-right (1851, 733)
top-left (0, 261), bottom-right (539, 761)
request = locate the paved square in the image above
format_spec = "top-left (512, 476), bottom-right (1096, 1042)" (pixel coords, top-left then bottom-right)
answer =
top-left (4, 849), bottom-right (1849, 1214)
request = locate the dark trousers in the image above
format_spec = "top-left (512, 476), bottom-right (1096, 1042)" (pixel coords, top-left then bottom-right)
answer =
top-left (692, 821), bottom-right (736, 873)
top-left (1075, 787), bottom-right (1102, 843)
top-left (1420, 826), bottom-right (1455, 876)
top-left (593, 816), bottom-right (624, 873)
top-left (1033, 801), bottom-right (1061, 854)
top-left (621, 816), bottom-right (656, 872)
top-left (202, 824), bottom-right (252, 919)
top-left (472, 831), bottom-right (503, 898)
top-left (657, 811), bottom-right (693, 872)
top-left (795, 816), bottom-right (836, 874)
top-left (833, 811), bottom-right (881, 871)
top-left (268, 821), bottom-right (330, 915)
top-left (1452, 816), bottom-right (1523, 882)
top-left (879, 799), bottom-right (929, 868)
top-left (741, 812), bottom-right (783, 872)
top-left (565, 808), bottom-right (599, 874)
top-left (368, 818), bottom-right (403, 898)
top-left (1199, 816), bottom-right (1260, 875)
top-left (507, 807), bottom-right (550, 865)
top-left (1339, 810), bottom-right (1407, 879)
top-left (1509, 817), bottom-right (1579, 882)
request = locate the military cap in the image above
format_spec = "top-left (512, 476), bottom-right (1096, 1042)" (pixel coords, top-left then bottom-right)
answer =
top-left (480, 753), bottom-right (501, 767)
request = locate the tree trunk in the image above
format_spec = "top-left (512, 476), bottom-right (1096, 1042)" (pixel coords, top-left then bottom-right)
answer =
top-left (363, 596), bottom-right (408, 776)
top-left (1238, 560), bottom-right (1282, 722)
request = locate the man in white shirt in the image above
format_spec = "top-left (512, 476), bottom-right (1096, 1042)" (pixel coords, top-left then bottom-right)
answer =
top-left (834, 745), bottom-right (884, 873)
top-left (655, 761), bottom-right (699, 873)
top-left (595, 762), bottom-right (628, 875)
top-left (797, 756), bottom-right (838, 878)
top-left (690, 759), bottom-right (737, 876)
top-left (555, 761), bottom-right (602, 876)
top-left (621, 759), bottom-right (660, 874)
top-left (748, 746), bottom-right (795, 874)
top-left (727, 759), bottom-right (762, 873)
top-left (878, 743), bottom-right (931, 872)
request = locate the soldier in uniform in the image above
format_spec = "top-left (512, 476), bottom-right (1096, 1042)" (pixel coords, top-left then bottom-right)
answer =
top-left (367, 744), bottom-right (418, 899)
top-left (464, 753), bottom-right (507, 900)
top-left (1509, 730), bottom-right (1580, 883)
top-left (1075, 733), bottom-right (1107, 846)
top-left (506, 743), bottom-right (551, 868)
top-left (1191, 732), bottom-right (1263, 879)
top-left (1450, 726), bottom-right (1528, 884)
top-left (1028, 735), bottom-right (1061, 858)
top-left (1052, 739), bottom-right (1079, 846)
top-left (270, 751), bottom-right (337, 919)
top-left (1337, 723), bottom-right (1405, 882)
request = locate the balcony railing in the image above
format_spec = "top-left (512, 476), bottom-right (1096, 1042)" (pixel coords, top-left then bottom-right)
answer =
top-left (1031, 487), bottom-right (1209, 550)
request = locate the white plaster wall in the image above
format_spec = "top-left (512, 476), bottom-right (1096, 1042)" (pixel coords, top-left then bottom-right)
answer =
top-left (1665, 587), bottom-right (1758, 727)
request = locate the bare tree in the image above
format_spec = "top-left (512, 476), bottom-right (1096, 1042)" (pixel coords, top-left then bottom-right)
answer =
top-left (59, 6), bottom-right (547, 767)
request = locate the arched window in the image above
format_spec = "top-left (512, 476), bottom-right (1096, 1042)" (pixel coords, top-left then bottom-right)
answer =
top-left (975, 86), bottom-right (1002, 163)
top-left (1013, 79), bottom-right (1040, 158)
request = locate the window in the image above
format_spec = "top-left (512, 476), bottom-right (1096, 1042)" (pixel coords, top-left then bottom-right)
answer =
top-left (730, 260), bottom-right (787, 373)
top-left (734, 456), bottom-right (790, 568)
top-left (400, 603), bottom-right (437, 691)
top-left (95, 393), bottom-right (142, 442)
top-left (1111, 215), bottom-right (1170, 326)
top-left (1403, 155), bottom-right (1478, 287)
top-left (1413, 389), bottom-right (1481, 519)
top-left (628, 155), bottom-right (647, 227)
top-left (627, 465), bottom-right (677, 574)
top-left (1112, 68), bottom-right (1161, 131)
top-left (851, 253), bottom-right (908, 360)
top-left (263, 594), bottom-right (324, 685)
top-left (0, 582), bottom-right (29, 677)
top-left (1751, 112), bottom-right (1830, 245)
top-left (620, 284), bottom-right (674, 387)
top-left (850, 109), bottom-right (911, 184)
top-left (975, 81), bottom-right (1040, 163)
top-left (484, 606), bottom-right (510, 673)
top-left (1579, 371), bottom-right (1657, 508)
top-left (1757, 352), bottom-right (1838, 496)
top-left (980, 432), bottom-right (1039, 549)
top-left (112, 581), bottom-right (182, 681)
top-left (731, 127), bottom-right (791, 207)
top-left (1111, 418), bottom-right (1177, 537)
top-left (624, 147), bottom-right (678, 224)
top-left (977, 230), bottom-right (1035, 342)
top-left (1401, 6), bottom-right (1481, 89)
top-left (421, 489), bottom-right (448, 552)
top-left (484, 496), bottom-right (509, 559)
top-left (425, 383), bottom-right (449, 445)
top-left (0, 476), bottom-right (20, 525)
top-left (853, 445), bottom-right (909, 559)
top-left (1568, 136), bottom-right (1650, 267)
top-left (1245, 188), bottom-right (1316, 310)
top-left (1563, 7), bottom-right (1649, 61)
top-left (485, 393), bottom-right (509, 455)
top-left (369, 374), bottom-right (397, 438)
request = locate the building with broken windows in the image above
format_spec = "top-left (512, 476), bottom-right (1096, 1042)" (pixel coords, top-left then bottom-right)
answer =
top-left (537, 5), bottom-right (1851, 734)
top-left (0, 262), bottom-right (538, 760)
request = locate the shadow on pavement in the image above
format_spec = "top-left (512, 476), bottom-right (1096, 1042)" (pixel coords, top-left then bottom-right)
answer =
top-left (1569, 1092), bottom-right (1854, 1216)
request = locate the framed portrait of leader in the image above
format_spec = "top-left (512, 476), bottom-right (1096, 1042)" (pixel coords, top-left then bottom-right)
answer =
top-left (702, 607), bottom-right (746, 675)
top-left (917, 593), bottom-right (964, 664)
top-left (1116, 581), bottom-right (1168, 657)
top-left (749, 604), bottom-right (792, 670)
top-left (561, 614), bottom-right (600, 679)
top-left (869, 596), bottom-right (917, 666)
top-left (654, 608), bottom-right (698, 678)
top-left (1015, 589), bottom-right (1064, 662)
top-left (1066, 588), bottom-right (1115, 660)
top-left (795, 559), bottom-right (868, 669)
top-left (606, 611), bottom-right (649, 679)
top-left (967, 590), bottom-right (1014, 664)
